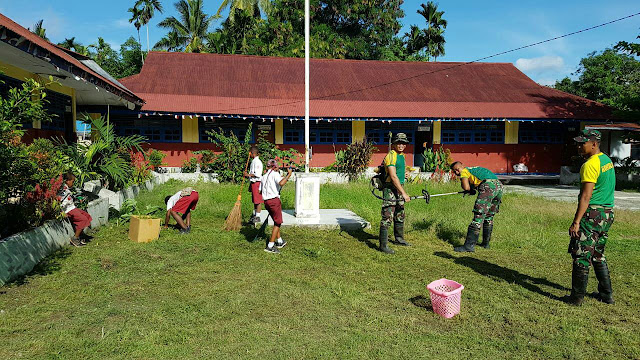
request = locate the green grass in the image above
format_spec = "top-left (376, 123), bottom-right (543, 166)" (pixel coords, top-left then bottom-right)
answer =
top-left (1, 180), bottom-right (639, 359)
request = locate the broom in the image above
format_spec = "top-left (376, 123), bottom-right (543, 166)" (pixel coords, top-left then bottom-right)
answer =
top-left (223, 151), bottom-right (252, 231)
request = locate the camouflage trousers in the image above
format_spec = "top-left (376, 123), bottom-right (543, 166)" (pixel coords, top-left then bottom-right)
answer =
top-left (470, 180), bottom-right (503, 229)
top-left (380, 187), bottom-right (405, 230)
top-left (568, 206), bottom-right (614, 269)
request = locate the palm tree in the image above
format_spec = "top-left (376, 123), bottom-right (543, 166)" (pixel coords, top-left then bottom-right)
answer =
top-left (155, 0), bottom-right (214, 53)
top-left (135, 0), bottom-right (164, 53)
top-left (216, 0), bottom-right (271, 23)
top-left (128, 6), bottom-right (146, 64)
top-left (58, 37), bottom-right (80, 50)
top-left (417, 1), bottom-right (447, 61)
top-left (404, 25), bottom-right (426, 56)
top-left (29, 19), bottom-right (49, 41)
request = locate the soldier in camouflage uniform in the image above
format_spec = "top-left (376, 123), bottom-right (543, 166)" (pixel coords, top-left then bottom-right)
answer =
top-left (450, 161), bottom-right (503, 252)
top-left (379, 133), bottom-right (412, 254)
top-left (566, 129), bottom-right (616, 306)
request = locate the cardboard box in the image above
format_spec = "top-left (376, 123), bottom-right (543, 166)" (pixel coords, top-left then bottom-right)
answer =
top-left (128, 215), bottom-right (161, 243)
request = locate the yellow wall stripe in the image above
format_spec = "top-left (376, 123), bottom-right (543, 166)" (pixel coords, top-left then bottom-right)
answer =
top-left (275, 119), bottom-right (283, 145)
top-left (505, 121), bottom-right (519, 144)
top-left (352, 120), bottom-right (365, 143)
top-left (432, 120), bottom-right (441, 145)
top-left (182, 116), bottom-right (199, 143)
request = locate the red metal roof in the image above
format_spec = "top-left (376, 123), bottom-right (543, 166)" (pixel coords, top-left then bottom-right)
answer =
top-left (120, 51), bottom-right (614, 120)
top-left (0, 13), bottom-right (142, 105)
top-left (586, 123), bottom-right (640, 131)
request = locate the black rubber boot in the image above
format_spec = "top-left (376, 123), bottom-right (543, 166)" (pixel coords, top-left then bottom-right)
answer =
top-left (566, 263), bottom-right (589, 306)
top-left (392, 222), bottom-right (411, 246)
top-left (379, 226), bottom-right (395, 254)
top-left (454, 224), bottom-right (480, 252)
top-left (478, 221), bottom-right (493, 249)
top-left (593, 261), bottom-right (614, 304)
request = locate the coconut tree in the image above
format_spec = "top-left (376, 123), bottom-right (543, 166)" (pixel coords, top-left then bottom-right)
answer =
top-left (29, 19), bottom-right (49, 41)
top-left (128, 5), bottom-right (146, 64)
top-left (58, 37), bottom-right (80, 50)
top-left (135, 0), bottom-right (164, 53)
top-left (216, 0), bottom-right (271, 23)
top-left (155, 0), bottom-right (214, 53)
top-left (417, 1), bottom-right (447, 61)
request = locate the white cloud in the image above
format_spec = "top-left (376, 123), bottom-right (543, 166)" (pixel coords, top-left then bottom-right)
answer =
top-left (113, 18), bottom-right (131, 29)
top-left (515, 56), bottom-right (565, 73)
top-left (535, 78), bottom-right (557, 86)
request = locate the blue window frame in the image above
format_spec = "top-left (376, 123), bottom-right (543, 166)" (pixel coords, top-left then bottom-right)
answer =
top-left (519, 122), bottom-right (564, 144)
top-left (115, 119), bottom-right (182, 143)
top-left (41, 90), bottom-right (70, 131)
top-left (366, 130), bottom-right (414, 145)
top-left (441, 122), bottom-right (504, 144)
top-left (283, 122), bottom-right (351, 144)
top-left (199, 119), bottom-right (254, 143)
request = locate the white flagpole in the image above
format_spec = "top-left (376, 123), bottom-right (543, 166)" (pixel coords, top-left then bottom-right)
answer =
top-left (304, 0), bottom-right (310, 173)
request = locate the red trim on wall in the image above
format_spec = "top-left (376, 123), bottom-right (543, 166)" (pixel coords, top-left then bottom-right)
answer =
top-left (435, 144), bottom-right (563, 173)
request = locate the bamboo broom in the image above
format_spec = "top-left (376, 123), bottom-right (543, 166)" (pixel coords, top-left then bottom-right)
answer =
top-left (223, 151), bottom-right (252, 231)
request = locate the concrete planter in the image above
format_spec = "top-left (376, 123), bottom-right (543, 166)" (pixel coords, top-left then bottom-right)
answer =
top-left (0, 220), bottom-right (73, 286)
top-left (86, 197), bottom-right (109, 229)
top-left (617, 173), bottom-right (640, 182)
top-left (560, 166), bottom-right (580, 185)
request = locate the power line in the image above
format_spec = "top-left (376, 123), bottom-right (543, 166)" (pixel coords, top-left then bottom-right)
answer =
top-left (208, 11), bottom-right (640, 114)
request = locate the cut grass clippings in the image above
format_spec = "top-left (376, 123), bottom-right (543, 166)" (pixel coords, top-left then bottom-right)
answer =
top-left (1, 179), bottom-right (639, 359)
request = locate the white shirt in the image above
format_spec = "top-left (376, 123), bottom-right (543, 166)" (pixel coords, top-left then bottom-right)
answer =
top-left (166, 191), bottom-right (182, 210)
top-left (260, 169), bottom-right (283, 200)
top-left (57, 184), bottom-right (76, 214)
top-left (249, 156), bottom-right (263, 183)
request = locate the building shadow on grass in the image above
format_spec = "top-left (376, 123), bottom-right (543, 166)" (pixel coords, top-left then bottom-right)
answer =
top-left (340, 228), bottom-right (378, 250)
top-left (5, 247), bottom-right (74, 288)
top-left (433, 251), bottom-right (568, 301)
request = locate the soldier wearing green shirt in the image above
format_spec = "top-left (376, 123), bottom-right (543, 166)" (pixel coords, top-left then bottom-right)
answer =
top-left (450, 161), bottom-right (504, 252)
top-left (378, 133), bottom-right (411, 254)
top-left (566, 129), bottom-right (616, 306)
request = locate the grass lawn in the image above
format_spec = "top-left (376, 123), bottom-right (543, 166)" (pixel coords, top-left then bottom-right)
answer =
top-left (1, 180), bottom-right (639, 359)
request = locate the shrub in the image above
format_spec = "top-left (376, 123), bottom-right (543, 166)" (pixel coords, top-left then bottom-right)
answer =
top-left (194, 150), bottom-right (216, 173)
top-left (421, 147), bottom-right (451, 172)
top-left (203, 123), bottom-right (253, 182)
top-left (129, 151), bottom-right (153, 185)
top-left (147, 149), bottom-right (166, 171)
top-left (181, 157), bottom-right (198, 173)
top-left (256, 130), bottom-right (303, 168)
top-left (335, 139), bottom-right (376, 181)
top-left (24, 175), bottom-right (64, 226)
top-left (27, 139), bottom-right (67, 186)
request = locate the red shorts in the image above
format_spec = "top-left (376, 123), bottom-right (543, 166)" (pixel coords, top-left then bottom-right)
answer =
top-left (67, 208), bottom-right (92, 231)
top-left (172, 191), bottom-right (199, 214)
top-left (264, 198), bottom-right (283, 226)
top-left (249, 181), bottom-right (263, 204)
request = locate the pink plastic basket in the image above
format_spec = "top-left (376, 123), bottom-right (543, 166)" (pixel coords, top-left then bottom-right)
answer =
top-left (427, 278), bottom-right (464, 318)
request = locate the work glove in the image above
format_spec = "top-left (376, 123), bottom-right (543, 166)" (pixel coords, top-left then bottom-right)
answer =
top-left (463, 188), bottom-right (477, 197)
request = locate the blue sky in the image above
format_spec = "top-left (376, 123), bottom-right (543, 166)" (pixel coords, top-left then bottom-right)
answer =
top-left (0, 0), bottom-right (638, 85)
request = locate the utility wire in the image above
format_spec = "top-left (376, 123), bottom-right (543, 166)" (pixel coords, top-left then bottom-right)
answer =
top-left (209, 11), bottom-right (640, 114)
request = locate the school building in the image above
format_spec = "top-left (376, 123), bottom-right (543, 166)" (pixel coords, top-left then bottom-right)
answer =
top-left (1, 12), bottom-right (628, 174)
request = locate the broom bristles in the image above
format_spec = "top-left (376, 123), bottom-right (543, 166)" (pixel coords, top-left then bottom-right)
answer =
top-left (223, 200), bottom-right (243, 231)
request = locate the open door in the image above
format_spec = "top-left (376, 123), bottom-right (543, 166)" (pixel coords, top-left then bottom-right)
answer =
top-left (414, 125), bottom-right (432, 169)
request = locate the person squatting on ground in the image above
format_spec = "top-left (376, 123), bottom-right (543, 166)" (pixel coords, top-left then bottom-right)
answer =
top-left (244, 145), bottom-right (264, 224)
top-left (566, 129), bottom-right (615, 306)
top-left (260, 159), bottom-right (293, 254)
top-left (57, 172), bottom-right (93, 247)
top-left (164, 188), bottom-right (199, 234)
top-left (450, 161), bottom-right (503, 252)
top-left (379, 133), bottom-right (412, 254)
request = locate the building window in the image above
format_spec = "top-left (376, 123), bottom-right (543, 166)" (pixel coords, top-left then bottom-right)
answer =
top-left (366, 130), bottom-right (414, 145)
top-left (631, 144), bottom-right (640, 160)
top-left (441, 121), bottom-right (504, 144)
top-left (199, 120), bottom-right (253, 143)
top-left (284, 129), bottom-right (302, 143)
top-left (115, 119), bottom-right (181, 143)
top-left (519, 122), bottom-right (564, 144)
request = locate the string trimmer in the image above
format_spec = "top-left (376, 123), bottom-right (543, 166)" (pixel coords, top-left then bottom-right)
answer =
top-left (370, 187), bottom-right (474, 204)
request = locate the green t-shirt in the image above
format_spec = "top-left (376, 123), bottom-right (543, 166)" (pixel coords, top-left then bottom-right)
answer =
top-left (459, 166), bottom-right (497, 186)
top-left (384, 150), bottom-right (406, 184)
top-left (579, 153), bottom-right (615, 207)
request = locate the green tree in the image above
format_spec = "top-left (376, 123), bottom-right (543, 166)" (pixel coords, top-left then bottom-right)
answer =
top-left (29, 19), bottom-right (49, 41)
top-left (554, 49), bottom-right (640, 117)
top-left (216, 0), bottom-right (271, 23)
top-left (58, 37), bottom-right (80, 50)
top-left (135, 0), bottom-right (164, 53)
top-left (90, 38), bottom-right (123, 77)
top-left (417, 1), bottom-right (447, 61)
top-left (615, 34), bottom-right (640, 57)
top-left (119, 37), bottom-right (145, 78)
top-left (156, 0), bottom-right (215, 53)
top-left (128, 5), bottom-right (146, 64)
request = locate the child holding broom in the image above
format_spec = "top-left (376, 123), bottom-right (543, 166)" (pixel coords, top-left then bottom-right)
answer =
top-left (260, 159), bottom-right (293, 254)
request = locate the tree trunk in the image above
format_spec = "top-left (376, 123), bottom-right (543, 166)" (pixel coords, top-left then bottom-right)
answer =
top-left (138, 30), bottom-right (144, 64)
top-left (147, 24), bottom-right (150, 53)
